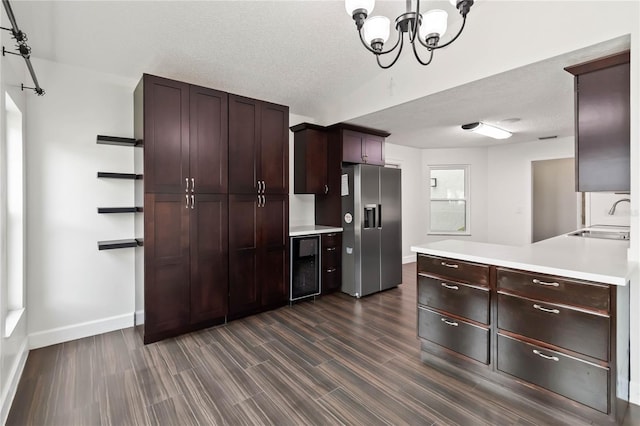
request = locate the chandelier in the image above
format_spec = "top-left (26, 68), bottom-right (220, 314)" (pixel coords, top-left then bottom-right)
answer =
top-left (345, 0), bottom-right (474, 69)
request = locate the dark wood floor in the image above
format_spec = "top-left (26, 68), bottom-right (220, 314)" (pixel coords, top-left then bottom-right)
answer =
top-left (7, 263), bottom-right (639, 425)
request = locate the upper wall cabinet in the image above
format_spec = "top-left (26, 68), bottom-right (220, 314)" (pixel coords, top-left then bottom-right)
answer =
top-left (335, 124), bottom-right (389, 166)
top-left (140, 75), bottom-right (228, 194)
top-left (292, 123), bottom-right (329, 195)
top-left (565, 51), bottom-right (630, 192)
top-left (229, 95), bottom-right (289, 194)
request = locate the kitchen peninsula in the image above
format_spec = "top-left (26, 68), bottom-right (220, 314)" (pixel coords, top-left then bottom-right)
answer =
top-left (411, 233), bottom-right (635, 424)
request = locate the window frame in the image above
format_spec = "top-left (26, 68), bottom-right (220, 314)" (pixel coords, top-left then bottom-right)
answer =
top-left (427, 164), bottom-right (471, 236)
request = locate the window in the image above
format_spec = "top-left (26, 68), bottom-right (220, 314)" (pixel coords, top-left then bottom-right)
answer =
top-left (5, 93), bottom-right (25, 337)
top-left (428, 165), bottom-right (470, 235)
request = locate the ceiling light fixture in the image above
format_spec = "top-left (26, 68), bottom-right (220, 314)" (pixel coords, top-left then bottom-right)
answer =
top-left (345, 0), bottom-right (474, 69)
top-left (462, 122), bottom-right (512, 140)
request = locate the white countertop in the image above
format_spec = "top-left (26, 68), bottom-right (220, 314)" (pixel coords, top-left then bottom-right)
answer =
top-left (289, 225), bottom-right (343, 237)
top-left (411, 233), bottom-right (636, 286)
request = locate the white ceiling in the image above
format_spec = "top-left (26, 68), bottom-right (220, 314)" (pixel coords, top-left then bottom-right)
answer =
top-left (10, 1), bottom-right (630, 149)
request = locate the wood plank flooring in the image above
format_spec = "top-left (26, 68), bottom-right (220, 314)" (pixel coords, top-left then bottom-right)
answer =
top-left (7, 263), bottom-right (638, 425)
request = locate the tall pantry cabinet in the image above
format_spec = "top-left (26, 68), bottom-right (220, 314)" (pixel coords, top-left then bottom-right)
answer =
top-left (135, 74), bottom-right (289, 343)
top-left (228, 94), bottom-right (289, 319)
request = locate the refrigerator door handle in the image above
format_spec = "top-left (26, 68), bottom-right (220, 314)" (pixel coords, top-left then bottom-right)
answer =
top-left (378, 204), bottom-right (382, 228)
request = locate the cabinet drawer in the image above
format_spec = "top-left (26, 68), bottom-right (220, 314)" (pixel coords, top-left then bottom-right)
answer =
top-left (498, 293), bottom-right (609, 361)
top-left (417, 254), bottom-right (489, 287)
top-left (322, 266), bottom-right (340, 293)
top-left (321, 232), bottom-right (341, 249)
top-left (497, 333), bottom-right (609, 413)
top-left (497, 268), bottom-right (609, 312)
top-left (418, 275), bottom-right (490, 324)
top-left (418, 306), bottom-right (489, 364)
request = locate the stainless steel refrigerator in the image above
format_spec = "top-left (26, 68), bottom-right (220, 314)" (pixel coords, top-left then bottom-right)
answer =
top-left (341, 164), bottom-right (402, 297)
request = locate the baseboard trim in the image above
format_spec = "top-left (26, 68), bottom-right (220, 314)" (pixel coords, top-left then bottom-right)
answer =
top-left (135, 310), bottom-right (144, 325)
top-left (629, 380), bottom-right (640, 405)
top-left (403, 255), bottom-right (416, 264)
top-left (29, 313), bottom-right (134, 350)
top-left (0, 338), bottom-right (28, 425)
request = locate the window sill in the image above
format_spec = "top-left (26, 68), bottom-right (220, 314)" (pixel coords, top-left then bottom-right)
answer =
top-left (5, 308), bottom-right (25, 338)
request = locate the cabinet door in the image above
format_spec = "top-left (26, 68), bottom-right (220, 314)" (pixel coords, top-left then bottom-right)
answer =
top-left (228, 195), bottom-right (260, 317)
top-left (363, 134), bottom-right (385, 165)
top-left (190, 194), bottom-right (228, 324)
top-left (294, 128), bottom-right (327, 194)
top-left (260, 102), bottom-right (289, 194)
top-left (229, 95), bottom-right (259, 194)
top-left (144, 193), bottom-right (190, 342)
top-left (342, 130), bottom-right (363, 163)
top-left (260, 194), bottom-right (289, 306)
top-left (143, 75), bottom-right (190, 194)
top-left (576, 62), bottom-right (630, 192)
top-left (190, 85), bottom-right (228, 194)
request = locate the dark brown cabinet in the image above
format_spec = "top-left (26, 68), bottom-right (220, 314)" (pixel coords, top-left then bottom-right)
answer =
top-left (321, 232), bottom-right (342, 294)
top-left (229, 95), bottom-right (288, 194)
top-left (565, 51), bottom-right (630, 192)
top-left (228, 194), bottom-right (288, 318)
top-left (417, 254), bottom-right (491, 365)
top-left (416, 254), bottom-right (629, 423)
top-left (135, 74), bottom-right (229, 344)
top-left (341, 128), bottom-right (385, 165)
top-left (228, 93), bottom-right (289, 319)
top-left (291, 123), bottom-right (329, 195)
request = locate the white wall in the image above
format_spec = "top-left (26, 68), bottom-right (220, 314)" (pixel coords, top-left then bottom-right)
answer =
top-left (487, 137), bottom-right (575, 246)
top-left (27, 59), bottom-right (138, 348)
top-left (385, 143), bottom-right (422, 263)
top-left (421, 147), bottom-right (489, 244)
top-left (586, 192), bottom-right (631, 227)
top-left (0, 19), bottom-right (30, 424)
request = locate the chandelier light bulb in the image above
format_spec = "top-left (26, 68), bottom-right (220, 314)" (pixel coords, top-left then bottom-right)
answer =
top-left (345, 0), bottom-right (375, 16)
top-left (420, 9), bottom-right (448, 42)
top-left (363, 15), bottom-right (391, 49)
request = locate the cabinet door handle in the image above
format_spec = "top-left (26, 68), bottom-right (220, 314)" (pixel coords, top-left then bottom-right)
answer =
top-left (441, 283), bottom-right (459, 290)
top-left (190, 195), bottom-right (195, 209)
top-left (262, 180), bottom-right (266, 193)
top-left (326, 268), bottom-right (337, 273)
top-left (533, 349), bottom-right (559, 362)
top-left (326, 247), bottom-right (336, 251)
top-left (324, 184), bottom-right (329, 194)
top-left (257, 181), bottom-right (261, 193)
top-left (262, 195), bottom-right (266, 206)
top-left (185, 177), bottom-right (189, 193)
top-left (185, 194), bottom-right (189, 208)
top-left (532, 279), bottom-right (560, 287)
top-left (441, 262), bottom-right (459, 269)
top-left (533, 304), bottom-right (559, 314)
top-left (257, 194), bottom-right (261, 208)
top-left (191, 178), bottom-right (195, 193)
top-left (440, 318), bottom-right (458, 327)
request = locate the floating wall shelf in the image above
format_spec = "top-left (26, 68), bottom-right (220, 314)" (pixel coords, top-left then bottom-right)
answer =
top-left (97, 172), bottom-right (143, 180)
top-left (97, 207), bottom-right (143, 214)
top-left (98, 238), bottom-right (143, 251)
top-left (97, 135), bottom-right (143, 147)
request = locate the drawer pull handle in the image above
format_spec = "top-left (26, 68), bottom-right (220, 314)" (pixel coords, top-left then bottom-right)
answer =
top-left (441, 283), bottom-right (459, 290)
top-left (533, 304), bottom-right (560, 314)
top-left (326, 247), bottom-right (336, 251)
top-left (440, 318), bottom-right (459, 327)
top-left (532, 279), bottom-right (559, 287)
top-left (533, 349), bottom-right (559, 362)
top-left (326, 268), bottom-right (337, 273)
top-left (441, 262), bottom-right (459, 269)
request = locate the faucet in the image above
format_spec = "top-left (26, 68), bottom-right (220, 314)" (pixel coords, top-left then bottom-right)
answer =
top-left (608, 198), bottom-right (631, 215)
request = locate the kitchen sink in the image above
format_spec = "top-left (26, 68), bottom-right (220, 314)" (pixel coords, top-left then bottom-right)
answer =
top-left (568, 229), bottom-right (630, 240)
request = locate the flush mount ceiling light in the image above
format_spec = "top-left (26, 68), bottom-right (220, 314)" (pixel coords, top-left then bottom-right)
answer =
top-left (345, 0), bottom-right (474, 69)
top-left (462, 122), bottom-right (512, 140)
